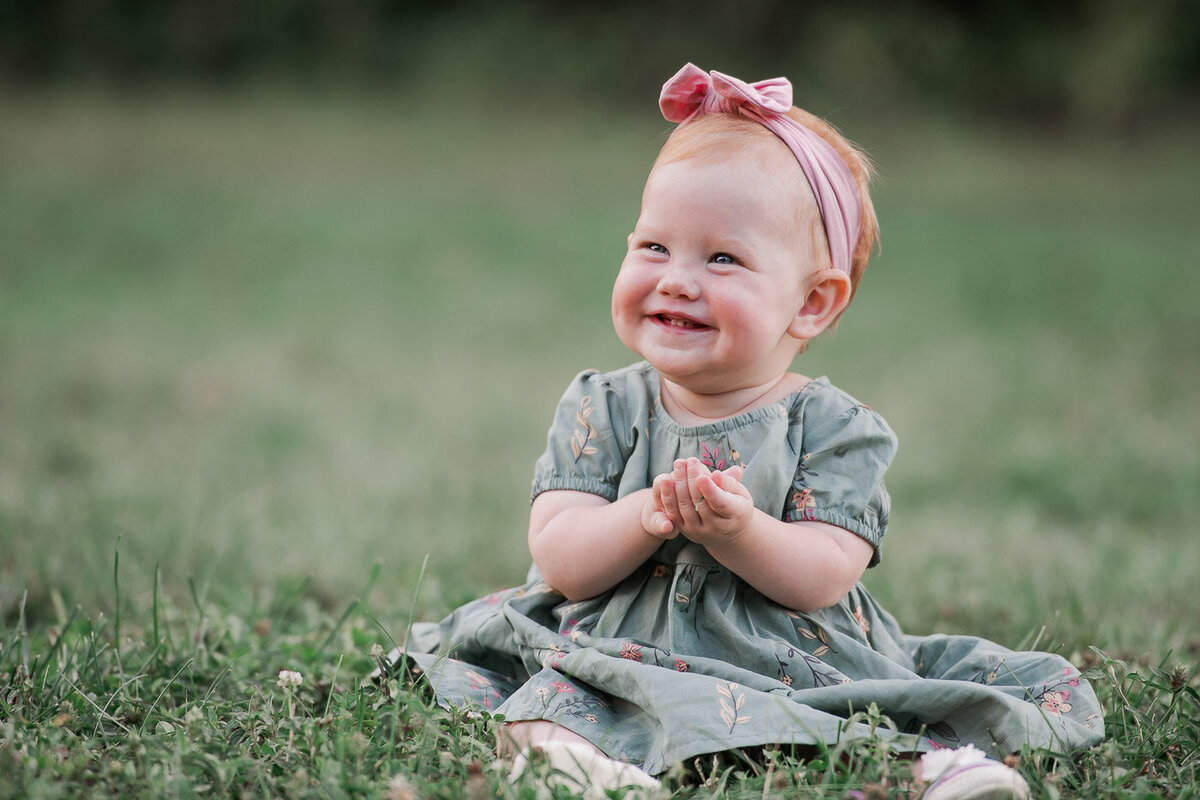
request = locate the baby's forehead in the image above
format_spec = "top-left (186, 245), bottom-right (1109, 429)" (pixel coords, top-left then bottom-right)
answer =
top-left (646, 142), bottom-right (818, 217)
top-left (637, 155), bottom-right (823, 253)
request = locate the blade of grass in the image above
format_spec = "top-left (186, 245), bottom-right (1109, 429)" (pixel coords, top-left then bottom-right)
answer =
top-left (138, 658), bottom-right (194, 735)
top-left (322, 654), bottom-right (344, 718)
top-left (152, 562), bottom-right (161, 649)
top-left (113, 538), bottom-right (123, 675)
top-left (18, 590), bottom-right (29, 672)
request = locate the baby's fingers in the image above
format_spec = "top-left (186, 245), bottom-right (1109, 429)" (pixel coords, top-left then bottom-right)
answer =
top-left (699, 472), bottom-right (753, 515)
top-left (682, 457), bottom-right (714, 504)
top-left (712, 467), bottom-right (748, 495)
top-left (655, 473), bottom-right (682, 521)
top-left (691, 474), bottom-right (726, 514)
top-left (645, 510), bottom-right (675, 537)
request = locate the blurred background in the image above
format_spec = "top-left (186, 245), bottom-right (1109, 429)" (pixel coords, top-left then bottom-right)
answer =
top-left (1, 0), bottom-right (1198, 657)
top-left (3, 0), bottom-right (1200, 126)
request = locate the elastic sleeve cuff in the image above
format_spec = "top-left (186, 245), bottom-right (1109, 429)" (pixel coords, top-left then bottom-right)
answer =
top-left (531, 476), bottom-right (619, 504)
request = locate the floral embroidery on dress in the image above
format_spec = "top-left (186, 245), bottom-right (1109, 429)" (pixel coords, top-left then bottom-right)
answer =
top-left (1029, 666), bottom-right (1083, 716)
top-left (462, 669), bottom-right (503, 708)
top-left (792, 487), bottom-right (816, 520)
top-left (800, 653), bottom-right (849, 687)
top-left (539, 686), bottom-right (612, 725)
top-left (968, 657), bottom-right (1006, 685)
top-left (778, 617), bottom-right (847, 687)
top-left (628, 643), bottom-right (681, 669)
top-left (618, 642), bottom-right (644, 662)
top-left (794, 450), bottom-right (820, 482)
top-left (700, 440), bottom-right (745, 472)
top-left (700, 442), bottom-right (727, 470)
top-left (1040, 690), bottom-right (1073, 715)
top-left (796, 617), bottom-right (836, 657)
top-left (570, 395), bottom-right (599, 461)
top-left (671, 564), bottom-right (704, 615)
top-left (902, 717), bottom-right (961, 745)
top-left (560, 617), bottom-right (592, 644)
top-left (558, 613), bottom-right (591, 638)
top-left (541, 645), bottom-right (567, 670)
top-left (717, 681), bottom-right (750, 733)
top-left (925, 719), bottom-right (959, 743)
top-left (464, 669), bottom-right (492, 688)
top-left (612, 639), bottom-right (685, 670)
top-left (790, 450), bottom-right (820, 520)
top-left (774, 647), bottom-right (799, 685)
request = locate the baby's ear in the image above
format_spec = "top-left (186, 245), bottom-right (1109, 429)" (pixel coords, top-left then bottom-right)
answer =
top-left (787, 270), bottom-right (852, 342)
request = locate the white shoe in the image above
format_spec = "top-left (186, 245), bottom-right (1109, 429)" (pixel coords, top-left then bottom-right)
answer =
top-left (510, 741), bottom-right (662, 799)
top-left (918, 745), bottom-right (1030, 800)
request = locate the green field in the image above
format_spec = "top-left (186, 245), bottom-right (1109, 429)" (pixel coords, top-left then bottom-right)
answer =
top-left (1, 88), bottom-right (1197, 797)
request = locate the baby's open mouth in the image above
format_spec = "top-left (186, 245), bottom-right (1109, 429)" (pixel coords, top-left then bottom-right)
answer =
top-left (653, 314), bottom-right (710, 330)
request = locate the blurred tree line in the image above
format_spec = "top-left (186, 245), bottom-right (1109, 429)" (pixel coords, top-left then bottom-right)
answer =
top-left (2, 0), bottom-right (1197, 130)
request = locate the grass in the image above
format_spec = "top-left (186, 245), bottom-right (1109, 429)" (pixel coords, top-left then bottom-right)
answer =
top-left (1, 85), bottom-right (1198, 797)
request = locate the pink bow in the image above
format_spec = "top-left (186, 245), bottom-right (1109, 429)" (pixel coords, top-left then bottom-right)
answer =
top-left (658, 63), bottom-right (862, 276)
top-left (660, 63), bottom-right (792, 123)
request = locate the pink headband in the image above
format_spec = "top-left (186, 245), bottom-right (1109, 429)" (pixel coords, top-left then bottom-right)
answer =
top-left (660, 63), bottom-right (862, 275)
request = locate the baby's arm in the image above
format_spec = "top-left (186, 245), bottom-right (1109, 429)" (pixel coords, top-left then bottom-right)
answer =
top-left (662, 458), bottom-right (873, 611)
top-left (529, 489), bottom-right (676, 601)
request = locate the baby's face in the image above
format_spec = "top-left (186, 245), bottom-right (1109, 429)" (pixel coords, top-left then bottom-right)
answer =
top-left (611, 146), bottom-right (822, 394)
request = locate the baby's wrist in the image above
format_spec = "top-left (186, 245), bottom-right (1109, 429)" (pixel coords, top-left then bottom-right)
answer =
top-left (706, 512), bottom-right (755, 549)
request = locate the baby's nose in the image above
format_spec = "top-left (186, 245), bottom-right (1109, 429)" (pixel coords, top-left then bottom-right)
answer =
top-left (656, 264), bottom-right (700, 298)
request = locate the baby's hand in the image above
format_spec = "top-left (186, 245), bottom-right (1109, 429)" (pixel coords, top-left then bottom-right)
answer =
top-left (656, 458), bottom-right (754, 545)
top-left (642, 481), bottom-right (680, 540)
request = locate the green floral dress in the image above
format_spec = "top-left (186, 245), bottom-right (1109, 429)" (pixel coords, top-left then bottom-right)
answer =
top-left (399, 362), bottom-right (1104, 774)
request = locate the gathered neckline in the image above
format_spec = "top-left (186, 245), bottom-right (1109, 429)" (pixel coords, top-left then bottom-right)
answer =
top-left (649, 370), bottom-right (829, 436)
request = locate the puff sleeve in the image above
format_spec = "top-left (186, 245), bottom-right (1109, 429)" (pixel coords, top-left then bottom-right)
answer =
top-left (530, 370), bottom-right (637, 503)
top-left (785, 390), bottom-right (897, 566)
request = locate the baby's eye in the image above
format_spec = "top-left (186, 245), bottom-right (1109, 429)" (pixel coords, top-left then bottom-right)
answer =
top-left (644, 242), bottom-right (668, 255)
top-left (711, 252), bottom-right (739, 265)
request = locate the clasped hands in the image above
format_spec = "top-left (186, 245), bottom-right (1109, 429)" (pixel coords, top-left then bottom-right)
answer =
top-left (642, 457), bottom-right (755, 545)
